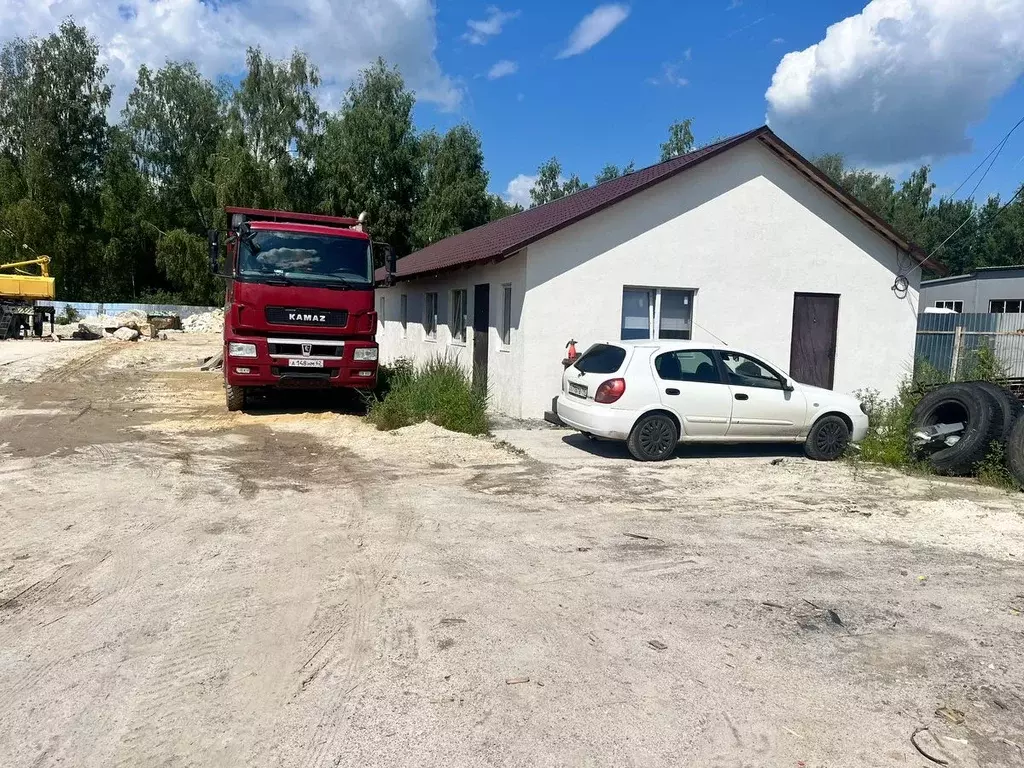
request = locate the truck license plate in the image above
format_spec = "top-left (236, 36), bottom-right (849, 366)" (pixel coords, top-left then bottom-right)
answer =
top-left (568, 381), bottom-right (587, 398)
top-left (288, 358), bottom-right (324, 368)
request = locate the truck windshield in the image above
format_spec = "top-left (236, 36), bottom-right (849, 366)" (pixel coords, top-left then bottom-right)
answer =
top-left (237, 230), bottom-right (373, 286)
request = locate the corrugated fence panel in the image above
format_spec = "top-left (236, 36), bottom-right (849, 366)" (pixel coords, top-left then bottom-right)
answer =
top-left (37, 301), bottom-right (218, 321)
top-left (915, 313), bottom-right (1024, 379)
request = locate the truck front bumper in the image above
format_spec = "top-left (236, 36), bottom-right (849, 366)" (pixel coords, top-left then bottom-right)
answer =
top-left (223, 335), bottom-right (378, 389)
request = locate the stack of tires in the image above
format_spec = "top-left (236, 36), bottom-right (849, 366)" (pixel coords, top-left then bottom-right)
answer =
top-left (910, 381), bottom-right (1024, 486)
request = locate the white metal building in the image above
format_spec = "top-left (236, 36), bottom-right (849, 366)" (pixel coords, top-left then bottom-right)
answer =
top-left (376, 127), bottom-right (941, 419)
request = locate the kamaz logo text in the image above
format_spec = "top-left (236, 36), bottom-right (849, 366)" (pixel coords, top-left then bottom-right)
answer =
top-left (288, 312), bottom-right (327, 323)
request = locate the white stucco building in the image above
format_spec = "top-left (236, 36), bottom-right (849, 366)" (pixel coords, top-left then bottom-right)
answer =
top-left (376, 127), bottom-right (941, 419)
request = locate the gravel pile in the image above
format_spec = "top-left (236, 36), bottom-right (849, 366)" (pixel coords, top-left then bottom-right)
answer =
top-left (181, 309), bottom-right (224, 334)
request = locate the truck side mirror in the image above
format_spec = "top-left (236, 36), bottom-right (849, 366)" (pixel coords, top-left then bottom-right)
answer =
top-left (208, 229), bottom-right (220, 275)
top-left (382, 244), bottom-right (397, 285)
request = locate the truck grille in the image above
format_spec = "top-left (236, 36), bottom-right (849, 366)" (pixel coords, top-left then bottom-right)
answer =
top-left (268, 341), bottom-right (343, 358)
top-left (265, 306), bottom-right (348, 327)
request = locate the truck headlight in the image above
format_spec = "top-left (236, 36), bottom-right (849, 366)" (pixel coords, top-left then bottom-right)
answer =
top-left (228, 342), bottom-right (257, 358)
top-left (353, 347), bottom-right (378, 362)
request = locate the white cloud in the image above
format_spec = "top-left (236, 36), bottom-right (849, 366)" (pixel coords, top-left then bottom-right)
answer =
top-left (504, 174), bottom-right (536, 207)
top-left (765, 0), bottom-right (1024, 166)
top-left (684, 47), bottom-right (692, 61)
top-left (648, 62), bottom-right (689, 87)
top-left (487, 60), bottom-right (519, 79)
top-left (463, 6), bottom-right (520, 45)
top-left (727, 0), bottom-right (742, 9)
top-left (557, 4), bottom-right (630, 59)
top-left (771, 37), bottom-right (785, 44)
top-left (0, 0), bottom-right (462, 113)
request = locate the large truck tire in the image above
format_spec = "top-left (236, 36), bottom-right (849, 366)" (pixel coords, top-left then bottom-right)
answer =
top-left (225, 383), bottom-right (247, 412)
top-left (1006, 418), bottom-right (1024, 490)
top-left (968, 381), bottom-right (1023, 442)
top-left (910, 383), bottom-right (1001, 475)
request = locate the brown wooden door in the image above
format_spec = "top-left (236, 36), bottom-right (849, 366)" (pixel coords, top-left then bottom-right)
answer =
top-left (473, 283), bottom-right (490, 394)
top-left (790, 293), bottom-right (839, 389)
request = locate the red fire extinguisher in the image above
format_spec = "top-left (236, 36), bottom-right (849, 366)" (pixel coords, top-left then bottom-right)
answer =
top-left (562, 338), bottom-right (579, 368)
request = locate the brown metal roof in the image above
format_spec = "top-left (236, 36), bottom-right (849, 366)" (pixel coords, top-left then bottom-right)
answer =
top-left (381, 126), bottom-right (944, 282)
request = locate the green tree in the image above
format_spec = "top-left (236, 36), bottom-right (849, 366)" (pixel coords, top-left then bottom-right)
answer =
top-left (530, 158), bottom-right (564, 207)
top-left (0, 21), bottom-right (111, 298)
top-left (123, 62), bottom-right (225, 232)
top-left (660, 118), bottom-right (695, 161)
top-left (488, 194), bottom-right (522, 222)
top-left (561, 174), bottom-right (588, 196)
top-left (595, 161), bottom-right (635, 184)
top-left (412, 124), bottom-right (491, 247)
top-left (318, 59), bottom-right (419, 258)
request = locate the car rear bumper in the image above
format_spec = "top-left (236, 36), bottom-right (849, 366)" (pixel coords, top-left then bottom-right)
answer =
top-left (556, 394), bottom-right (637, 440)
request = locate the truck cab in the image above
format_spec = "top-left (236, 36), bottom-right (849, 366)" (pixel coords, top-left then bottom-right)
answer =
top-left (215, 207), bottom-right (393, 411)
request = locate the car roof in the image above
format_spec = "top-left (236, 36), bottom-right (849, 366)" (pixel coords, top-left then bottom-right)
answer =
top-left (598, 339), bottom-right (732, 351)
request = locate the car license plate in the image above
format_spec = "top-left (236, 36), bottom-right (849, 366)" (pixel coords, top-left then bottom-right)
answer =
top-left (568, 381), bottom-right (587, 398)
top-left (288, 358), bottom-right (324, 368)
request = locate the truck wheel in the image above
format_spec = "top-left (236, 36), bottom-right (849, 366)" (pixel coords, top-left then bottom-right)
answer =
top-left (225, 383), bottom-right (247, 412)
top-left (1006, 418), bottom-right (1024, 490)
top-left (910, 383), bottom-right (1000, 475)
top-left (968, 381), bottom-right (1023, 442)
top-left (627, 412), bottom-right (678, 461)
top-left (803, 414), bottom-right (851, 461)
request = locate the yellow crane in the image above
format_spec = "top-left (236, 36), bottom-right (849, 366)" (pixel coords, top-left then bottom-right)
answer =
top-left (1, 255), bottom-right (56, 340)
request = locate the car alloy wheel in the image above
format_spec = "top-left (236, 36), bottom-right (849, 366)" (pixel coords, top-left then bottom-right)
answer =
top-left (638, 418), bottom-right (674, 457)
top-left (815, 420), bottom-right (846, 456)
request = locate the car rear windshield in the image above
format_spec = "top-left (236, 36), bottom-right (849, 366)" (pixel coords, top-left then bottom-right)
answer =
top-left (574, 344), bottom-right (626, 374)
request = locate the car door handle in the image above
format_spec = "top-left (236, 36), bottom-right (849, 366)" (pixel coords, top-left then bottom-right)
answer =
top-left (735, 393), bottom-right (749, 401)
top-left (665, 388), bottom-right (680, 396)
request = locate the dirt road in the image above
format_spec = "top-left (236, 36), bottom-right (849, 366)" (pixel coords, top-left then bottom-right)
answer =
top-left (1, 337), bottom-right (1023, 767)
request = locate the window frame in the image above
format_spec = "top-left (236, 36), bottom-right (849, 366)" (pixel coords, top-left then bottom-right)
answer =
top-left (400, 294), bottom-right (408, 337)
top-left (423, 292), bottom-right (438, 341)
top-left (653, 349), bottom-right (725, 385)
top-left (620, 286), bottom-right (695, 341)
top-left (450, 288), bottom-right (468, 345)
top-left (500, 283), bottom-right (513, 349)
top-left (718, 350), bottom-right (788, 391)
top-left (990, 299), bottom-right (1023, 314)
top-left (934, 300), bottom-right (964, 313)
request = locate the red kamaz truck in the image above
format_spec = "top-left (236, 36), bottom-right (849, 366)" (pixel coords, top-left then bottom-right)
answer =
top-left (210, 207), bottom-right (395, 411)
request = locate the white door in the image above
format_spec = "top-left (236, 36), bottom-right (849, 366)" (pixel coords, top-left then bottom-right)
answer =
top-left (654, 349), bottom-right (732, 437)
top-left (718, 351), bottom-right (808, 438)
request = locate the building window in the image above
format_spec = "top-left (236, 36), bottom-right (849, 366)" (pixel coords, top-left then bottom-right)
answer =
top-left (990, 299), bottom-right (1023, 314)
top-left (451, 289), bottom-right (467, 343)
top-left (934, 300), bottom-right (963, 313)
top-left (400, 294), bottom-right (408, 337)
top-left (424, 292), bottom-right (438, 340)
top-left (501, 283), bottom-right (512, 347)
top-left (621, 287), bottom-right (694, 340)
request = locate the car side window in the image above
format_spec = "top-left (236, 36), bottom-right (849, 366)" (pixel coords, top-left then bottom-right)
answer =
top-left (654, 350), bottom-right (722, 383)
top-left (720, 352), bottom-right (784, 390)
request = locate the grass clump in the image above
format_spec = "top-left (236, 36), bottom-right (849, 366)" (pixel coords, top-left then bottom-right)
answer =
top-left (367, 354), bottom-right (488, 435)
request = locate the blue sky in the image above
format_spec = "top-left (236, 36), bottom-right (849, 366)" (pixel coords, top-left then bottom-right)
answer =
top-left (4, 0), bottom-right (1024, 208)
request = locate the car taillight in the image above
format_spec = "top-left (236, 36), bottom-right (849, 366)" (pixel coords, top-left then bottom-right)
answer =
top-left (595, 378), bottom-right (626, 403)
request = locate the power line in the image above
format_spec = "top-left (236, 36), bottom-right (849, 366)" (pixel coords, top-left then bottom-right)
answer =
top-left (947, 115), bottom-right (1024, 200)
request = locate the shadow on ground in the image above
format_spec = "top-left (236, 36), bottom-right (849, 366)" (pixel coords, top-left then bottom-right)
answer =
top-left (240, 388), bottom-right (370, 417)
top-left (561, 433), bottom-right (806, 461)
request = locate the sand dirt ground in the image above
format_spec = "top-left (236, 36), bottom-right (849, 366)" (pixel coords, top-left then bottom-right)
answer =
top-left (1, 336), bottom-right (1023, 767)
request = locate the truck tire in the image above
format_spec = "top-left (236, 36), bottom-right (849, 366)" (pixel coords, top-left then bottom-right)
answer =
top-left (1006, 418), bottom-right (1024, 490)
top-left (803, 414), bottom-right (851, 461)
top-left (225, 383), bottom-right (247, 412)
top-left (910, 383), bottom-right (1001, 475)
top-left (627, 412), bottom-right (678, 461)
top-left (968, 381), bottom-right (1023, 442)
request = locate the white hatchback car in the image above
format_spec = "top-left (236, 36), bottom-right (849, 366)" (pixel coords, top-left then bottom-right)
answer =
top-left (555, 341), bottom-right (869, 462)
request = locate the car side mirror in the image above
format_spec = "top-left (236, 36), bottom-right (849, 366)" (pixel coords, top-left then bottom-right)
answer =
top-left (781, 378), bottom-right (795, 392)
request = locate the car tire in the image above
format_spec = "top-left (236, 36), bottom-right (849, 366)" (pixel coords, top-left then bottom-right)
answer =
top-left (968, 381), bottom-right (1023, 442)
top-left (803, 414), bottom-right (851, 461)
top-left (627, 412), bottom-right (679, 461)
top-left (225, 383), bottom-right (247, 412)
top-left (909, 383), bottom-right (1001, 475)
top-left (1006, 417), bottom-right (1024, 490)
